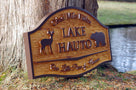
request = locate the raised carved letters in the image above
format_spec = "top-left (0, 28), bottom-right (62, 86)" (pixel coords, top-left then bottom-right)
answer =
top-left (49, 58), bottom-right (100, 72)
top-left (62, 27), bottom-right (86, 38)
top-left (58, 39), bottom-right (93, 53)
top-left (51, 12), bottom-right (91, 26)
top-left (23, 7), bottom-right (111, 79)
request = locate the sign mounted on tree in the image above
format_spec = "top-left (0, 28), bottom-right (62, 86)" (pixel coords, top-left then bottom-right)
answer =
top-left (23, 7), bottom-right (112, 79)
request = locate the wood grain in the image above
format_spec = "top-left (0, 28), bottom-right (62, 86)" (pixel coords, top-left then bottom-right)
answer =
top-left (25, 7), bottom-right (111, 78)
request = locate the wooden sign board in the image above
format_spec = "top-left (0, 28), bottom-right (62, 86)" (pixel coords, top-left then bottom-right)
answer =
top-left (23, 7), bottom-right (112, 79)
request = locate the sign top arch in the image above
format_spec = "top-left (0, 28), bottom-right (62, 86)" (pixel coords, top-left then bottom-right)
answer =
top-left (24, 7), bottom-right (112, 79)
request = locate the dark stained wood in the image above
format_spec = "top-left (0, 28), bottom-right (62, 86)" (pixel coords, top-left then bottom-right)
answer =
top-left (23, 33), bottom-right (33, 79)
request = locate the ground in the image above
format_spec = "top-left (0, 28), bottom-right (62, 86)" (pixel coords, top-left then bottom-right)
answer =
top-left (0, 1), bottom-right (136, 90)
top-left (0, 65), bottom-right (136, 90)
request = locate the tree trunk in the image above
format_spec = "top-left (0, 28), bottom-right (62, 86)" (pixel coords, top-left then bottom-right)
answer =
top-left (85, 0), bottom-right (99, 17)
top-left (0, 0), bottom-right (98, 71)
top-left (49, 0), bottom-right (98, 17)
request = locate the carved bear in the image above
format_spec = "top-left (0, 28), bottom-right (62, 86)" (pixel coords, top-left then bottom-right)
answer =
top-left (90, 32), bottom-right (106, 47)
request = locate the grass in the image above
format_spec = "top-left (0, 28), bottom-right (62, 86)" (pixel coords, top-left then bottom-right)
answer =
top-left (127, 70), bottom-right (136, 75)
top-left (0, 65), bottom-right (136, 90)
top-left (98, 1), bottom-right (136, 25)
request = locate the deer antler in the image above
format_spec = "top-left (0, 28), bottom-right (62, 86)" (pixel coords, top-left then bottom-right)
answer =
top-left (51, 30), bottom-right (54, 34)
top-left (47, 30), bottom-right (54, 35)
top-left (47, 30), bottom-right (51, 34)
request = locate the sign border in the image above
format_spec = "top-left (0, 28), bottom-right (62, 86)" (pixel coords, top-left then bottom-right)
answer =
top-left (23, 6), bottom-right (112, 79)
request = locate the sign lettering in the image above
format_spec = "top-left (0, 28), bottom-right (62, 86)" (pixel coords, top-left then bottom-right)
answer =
top-left (23, 7), bottom-right (112, 79)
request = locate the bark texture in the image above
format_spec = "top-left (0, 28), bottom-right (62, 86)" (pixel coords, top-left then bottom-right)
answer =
top-left (0, 0), bottom-right (98, 71)
top-left (85, 0), bottom-right (98, 17)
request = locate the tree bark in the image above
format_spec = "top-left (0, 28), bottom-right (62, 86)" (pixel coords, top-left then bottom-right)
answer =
top-left (85, 0), bottom-right (99, 17)
top-left (0, 0), bottom-right (98, 71)
top-left (49, 0), bottom-right (98, 17)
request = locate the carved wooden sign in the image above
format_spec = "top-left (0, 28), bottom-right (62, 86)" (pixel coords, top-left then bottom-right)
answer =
top-left (23, 7), bottom-right (112, 79)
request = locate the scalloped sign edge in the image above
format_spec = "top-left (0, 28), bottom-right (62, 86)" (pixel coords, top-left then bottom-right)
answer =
top-left (23, 7), bottom-right (112, 79)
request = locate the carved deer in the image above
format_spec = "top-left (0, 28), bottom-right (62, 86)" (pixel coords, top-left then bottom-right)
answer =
top-left (40, 30), bottom-right (54, 54)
